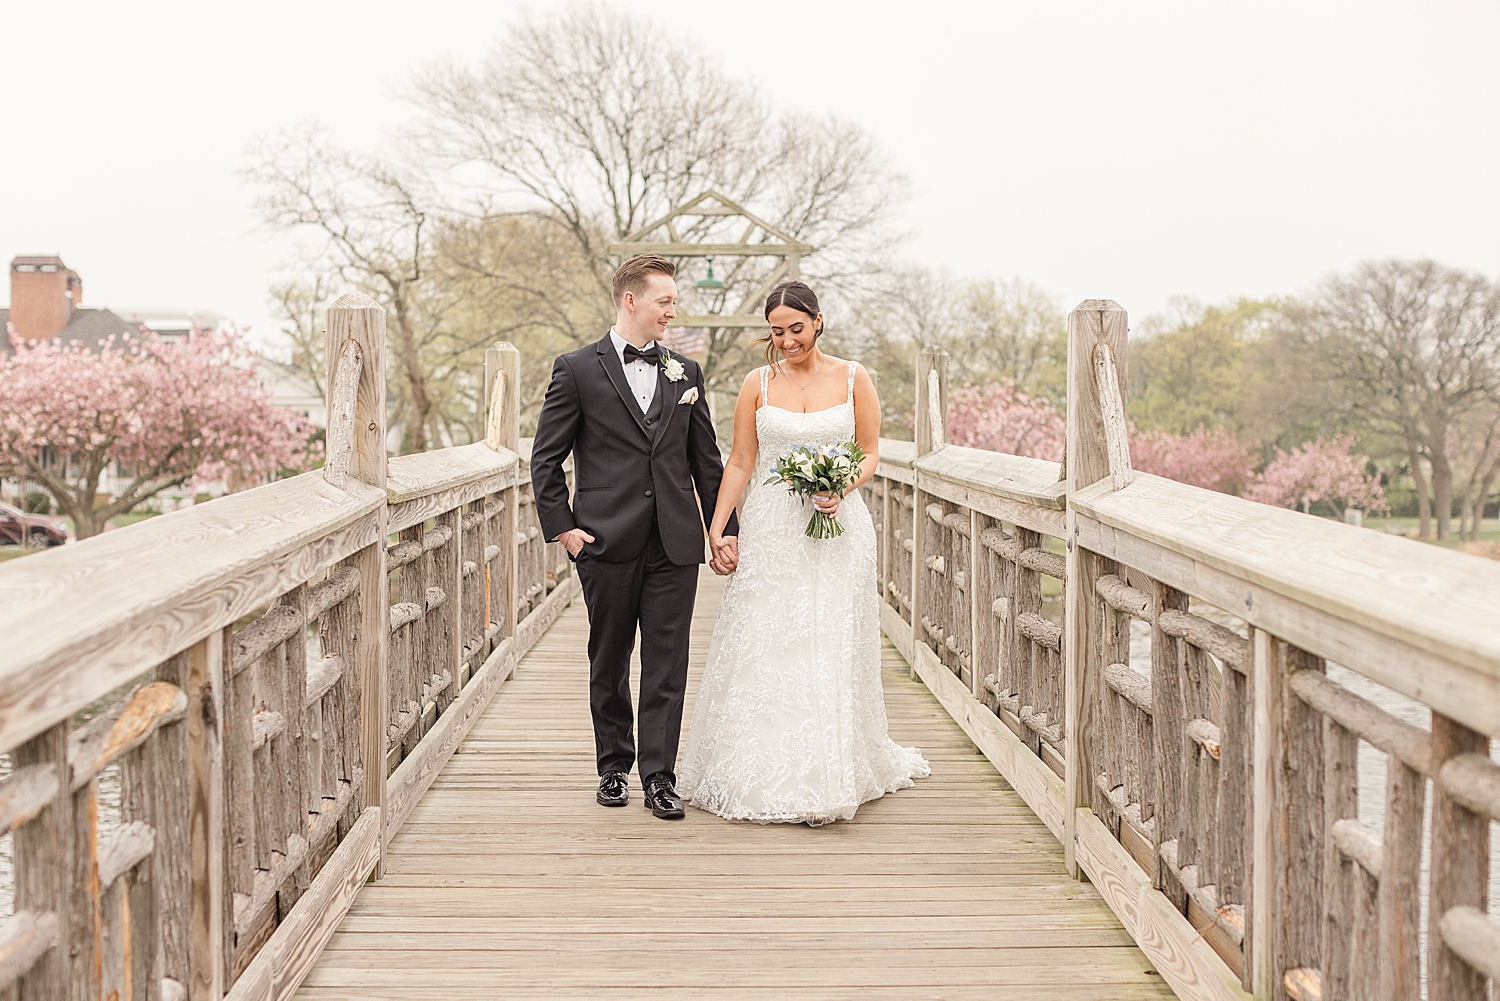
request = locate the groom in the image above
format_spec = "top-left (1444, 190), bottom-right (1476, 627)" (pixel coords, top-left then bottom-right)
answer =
top-left (530, 254), bottom-right (739, 819)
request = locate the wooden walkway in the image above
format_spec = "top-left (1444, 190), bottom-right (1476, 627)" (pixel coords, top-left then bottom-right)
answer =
top-left (296, 572), bottom-right (1176, 1000)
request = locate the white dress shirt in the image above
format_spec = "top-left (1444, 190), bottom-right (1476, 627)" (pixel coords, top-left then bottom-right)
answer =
top-left (609, 328), bottom-right (658, 413)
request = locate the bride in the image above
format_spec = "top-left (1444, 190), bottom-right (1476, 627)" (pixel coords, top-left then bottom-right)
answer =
top-left (678, 280), bottom-right (930, 825)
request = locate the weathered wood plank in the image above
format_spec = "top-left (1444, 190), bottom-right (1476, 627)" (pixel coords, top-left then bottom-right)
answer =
top-left (357, 532), bottom-right (388, 879)
top-left (9, 724), bottom-right (69, 995)
top-left (1320, 720), bottom-right (1358, 1000)
top-left (913, 444), bottom-right (1066, 510)
top-left (1073, 808), bottom-right (1252, 1001)
top-left (1426, 716), bottom-right (1491, 1001)
top-left (384, 638), bottom-right (518, 841)
top-left (1377, 757), bottom-right (1423, 1001)
top-left (1276, 645), bottom-right (1324, 1001)
top-left (1250, 627), bottom-right (1279, 999)
top-left (225, 808), bottom-right (381, 1001)
top-left (386, 442), bottom-right (519, 509)
top-left (183, 631), bottom-right (228, 999)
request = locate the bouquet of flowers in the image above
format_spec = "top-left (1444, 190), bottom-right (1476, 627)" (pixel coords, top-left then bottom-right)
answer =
top-left (764, 439), bottom-right (867, 539)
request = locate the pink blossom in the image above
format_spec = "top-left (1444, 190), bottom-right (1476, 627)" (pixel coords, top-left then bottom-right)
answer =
top-left (945, 382), bottom-right (1066, 461)
top-left (0, 328), bottom-right (317, 538)
top-left (1130, 426), bottom-right (1256, 494)
top-left (1248, 435), bottom-right (1388, 515)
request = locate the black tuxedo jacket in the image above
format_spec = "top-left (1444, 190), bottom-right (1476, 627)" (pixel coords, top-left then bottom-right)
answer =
top-left (530, 335), bottom-right (739, 566)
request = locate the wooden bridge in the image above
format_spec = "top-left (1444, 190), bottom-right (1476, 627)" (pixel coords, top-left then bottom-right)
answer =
top-left (294, 572), bottom-right (1176, 999)
top-left (1, 294), bottom-right (1496, 1001)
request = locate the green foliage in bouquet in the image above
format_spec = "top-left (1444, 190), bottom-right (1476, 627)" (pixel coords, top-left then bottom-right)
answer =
top-left (764, 439), bottom-right (867, 539)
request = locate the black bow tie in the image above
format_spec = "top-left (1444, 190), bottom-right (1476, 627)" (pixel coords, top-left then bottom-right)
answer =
top-left (623, 343), bottom-right (660, 364)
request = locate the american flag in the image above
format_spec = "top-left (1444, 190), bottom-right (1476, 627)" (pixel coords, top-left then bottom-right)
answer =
top-left (664, 326), bottom-right (708, 356)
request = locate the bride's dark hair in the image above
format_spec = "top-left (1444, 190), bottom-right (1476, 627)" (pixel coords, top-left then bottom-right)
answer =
top-left (757, 281), bottom-right (823, 372)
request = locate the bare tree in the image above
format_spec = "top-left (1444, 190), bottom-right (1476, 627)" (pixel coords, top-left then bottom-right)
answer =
top-left (407, 3), bottom-right (906, 392)
top-left (429, 213), bottom-right (609, 434)
top-left (267, 272), bottom-right (337, 397)
top-left (244, 121), bottom-right (448, 452)
top-left (829, 268), bottom-right (959, 437)
top-left (1451, 407), bottom-right (1500, 541)
top-left (1300, 260), bottom-right (1500, 539)
top-left (408, 4), bottom-right (767, 297)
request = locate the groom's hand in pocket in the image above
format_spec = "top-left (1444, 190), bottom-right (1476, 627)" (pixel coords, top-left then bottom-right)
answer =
top-left (559, 528), bottom-right (595, 558)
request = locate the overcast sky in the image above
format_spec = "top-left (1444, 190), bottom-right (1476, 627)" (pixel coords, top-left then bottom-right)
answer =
top-left (2, 1), bottom-right (1496, 351)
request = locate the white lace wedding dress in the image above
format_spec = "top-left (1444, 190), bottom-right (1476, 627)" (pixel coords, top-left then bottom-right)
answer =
top-left (678, 362), bottom-right (930, 824)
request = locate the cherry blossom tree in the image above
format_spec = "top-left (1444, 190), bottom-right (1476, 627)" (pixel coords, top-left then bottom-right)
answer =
top-left (945, 381), bottom-right (1065, 461)
top-left (1248, 435), bottom-right (1388, 517)
top-left (0, 328), bottom-right (316, 540)
top-left (1130, 426), bottom-right (1256, 495)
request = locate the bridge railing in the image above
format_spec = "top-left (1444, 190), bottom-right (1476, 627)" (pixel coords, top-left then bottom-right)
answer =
top-left (868, 299), bottom-right (1500, 1001)
top-left (0, 293), bottom-right (575, 1000)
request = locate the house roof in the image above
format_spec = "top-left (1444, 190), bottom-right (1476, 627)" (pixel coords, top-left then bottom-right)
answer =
top-left (1, 307), bottom-right (141, 356)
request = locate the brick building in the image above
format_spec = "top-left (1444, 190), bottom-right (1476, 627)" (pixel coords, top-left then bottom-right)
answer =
top-left (1, 255), bottom-right (139, 353)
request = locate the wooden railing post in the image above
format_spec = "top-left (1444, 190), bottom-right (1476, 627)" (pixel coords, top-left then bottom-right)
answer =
top-left (914, 344), bottom-right (947, 458)
top-left (485, 342), bottom-right (521, 455)
top-left (486, 343), bottom-right (523, 651)
top-left (11, 726), bottom-right (71, 997)
top-left (1427, 714), bottom-right (1491, 1001)
top-left (912, 346), bottom-right (947, 676)
top-left (326, 292), bottom-right (388, 876)
top-left (1250, 628), bottom-right (1280, 1001)
top-left (1063, 299), bottom-right (1128, 878)
top-left (187, 631), bottom-right (226, 1000)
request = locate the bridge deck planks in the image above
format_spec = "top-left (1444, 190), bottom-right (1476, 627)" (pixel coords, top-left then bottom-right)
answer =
top-left (296, 571), bottom-right (1176, 1000)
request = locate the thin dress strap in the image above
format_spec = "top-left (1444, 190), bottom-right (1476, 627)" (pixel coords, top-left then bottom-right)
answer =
top-left (846, 361), bottom-right (857, 405)
top-left (759, 365), bottom-right (770, 409)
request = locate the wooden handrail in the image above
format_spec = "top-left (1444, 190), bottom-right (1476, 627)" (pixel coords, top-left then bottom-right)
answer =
top-left (1072, 471), bottom-right (1500, 734)
top-left (0, 473), bottom-right (384, 752)
top-left (869, 296), bottom-right (1500, 1001)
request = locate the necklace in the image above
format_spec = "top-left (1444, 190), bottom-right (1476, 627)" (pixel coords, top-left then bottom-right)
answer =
top-left (781, 360), bottom-right (826, 392)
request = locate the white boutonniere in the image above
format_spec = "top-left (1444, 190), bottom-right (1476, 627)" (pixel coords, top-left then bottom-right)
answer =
top-left (659, 348), bottom-right (687, 383)
top-left (678, 386), bottom-right (699, 405)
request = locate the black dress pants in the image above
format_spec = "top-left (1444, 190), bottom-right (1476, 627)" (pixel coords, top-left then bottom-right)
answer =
top-left (574, 523), bottom-right (699, 785)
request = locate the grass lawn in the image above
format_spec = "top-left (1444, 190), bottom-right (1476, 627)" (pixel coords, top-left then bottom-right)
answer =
top-left (1363, 516), bottom-right (1500, 558)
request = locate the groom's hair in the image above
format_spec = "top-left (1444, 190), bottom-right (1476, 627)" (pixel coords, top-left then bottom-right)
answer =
top-left (612, 254), bottom-right (676, 305)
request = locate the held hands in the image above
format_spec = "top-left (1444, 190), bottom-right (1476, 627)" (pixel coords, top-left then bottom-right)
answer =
top-left (560, 528), bottom-right (595, 558)
top-left (709, 535), bottom-right (739, 575)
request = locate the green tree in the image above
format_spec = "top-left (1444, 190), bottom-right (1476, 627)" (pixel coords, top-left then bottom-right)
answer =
top-left (1129, 297), bottom-right (1280, 436)
top-left (952, 277), bottom-right (1067, 404)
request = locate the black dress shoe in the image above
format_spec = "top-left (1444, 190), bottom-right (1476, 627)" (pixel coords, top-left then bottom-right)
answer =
top-left (597, 770), bottom-right (629, 807)
top-left (643, 777), bottom-right (685, 820)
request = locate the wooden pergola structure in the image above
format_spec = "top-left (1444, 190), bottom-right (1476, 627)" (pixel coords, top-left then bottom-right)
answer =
top-left (605, 189), bottom-right (816, 330)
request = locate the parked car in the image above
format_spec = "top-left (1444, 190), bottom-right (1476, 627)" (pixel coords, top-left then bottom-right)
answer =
top-left (0, 501), bottom-right (70, 547)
